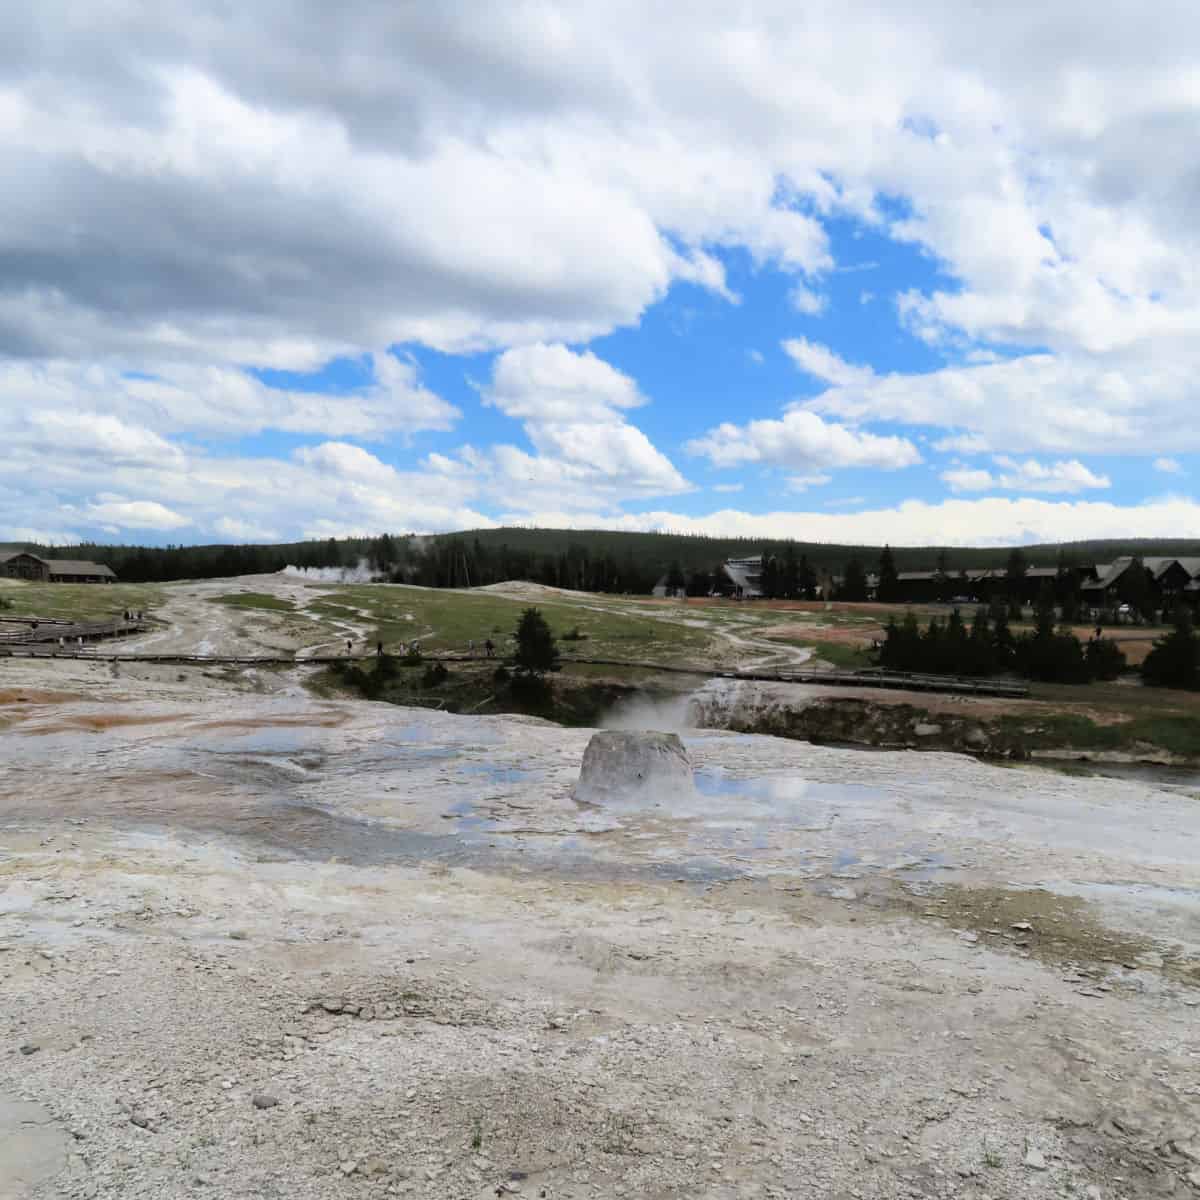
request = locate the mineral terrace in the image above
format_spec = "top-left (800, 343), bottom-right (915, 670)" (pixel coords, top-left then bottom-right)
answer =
top-left (2, 588), bottom-right (1200, 1199)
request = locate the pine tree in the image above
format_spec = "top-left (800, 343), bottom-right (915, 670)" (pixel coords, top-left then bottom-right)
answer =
top-left (934, 549), bottom-right (951, 603)
top-left (877, 545), bottom-right (899, 603)
top-left (781, 543), bottom-right (800, 599)
top-left (1142, 604), bottom-right (1200, 689)
top-left (1005, 548), bottom-right (1028, 620)
top-left (840, 557), bottom-right (868, 602)
top-left (513, 608), bottom-right (561, 677)
top-left (798, 555), bottom-right (817, 600)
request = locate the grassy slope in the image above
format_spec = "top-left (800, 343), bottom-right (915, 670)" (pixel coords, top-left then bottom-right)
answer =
top-left (212, 592), bottom-right (296, 612)
top-left (306, 584), bottom-right (714, 665)
top-left (0, 580), bottom-right (163, 621)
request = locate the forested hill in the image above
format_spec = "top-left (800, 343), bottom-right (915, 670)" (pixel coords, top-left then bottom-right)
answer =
top-left (4, 528), bottom-right (1200, 588)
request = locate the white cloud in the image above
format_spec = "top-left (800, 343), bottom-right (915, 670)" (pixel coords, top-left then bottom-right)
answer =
top-left (1154, 457), bottom-right (1183, 475)
top-left (1, 4), bottom-right (1198, 538)
top-left (505, 496), bottom-right (1200, 549)
top-left (712, 482), bottom-right (744, 493)
top-left (942, 457), bottom-right (1111, 494)
top-left (806, 350), bottom-right (1200, 457)
top-left (933, 431), bottom-right (991, 454)
top-left (0, 527), bottom-right (82, 546)
top-left (789, 285), bottom-right (827, 316)
top-left (788, 473), bottom-right (833, 492)
top-left (83, 498), bottom-right (191, 531)
top-left (0, 355), bottom-right (457, 442)
top-left (484, 343), bottom-right (646, 423)
top-left (941, 467), bottom-right (996, 493)
top-left (3, 1), bottom-right (1194, 376)
top-left (469, 343), bottom-right (690, 511)
top-left (783, 338), bottom-right (876, 389)
top-left (214, 516), bottom-right (279, 542)
top-left (687, 409), bottom-right (921, 472)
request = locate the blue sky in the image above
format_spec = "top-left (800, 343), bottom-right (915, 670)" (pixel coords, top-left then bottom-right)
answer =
top-left (1, 3), bottom-right (1198, 548)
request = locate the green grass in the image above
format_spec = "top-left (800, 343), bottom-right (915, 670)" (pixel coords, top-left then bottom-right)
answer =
top-left (304, 584), bottom-right (714, 666)
top-left (997, 710), bottom-right (1200, 758)
top-left (212, 592), bottom-right (296, 612)
top-left (809, 641), bottom-right (874, 669)
top-left (0, 580), bottom-right (163, 621)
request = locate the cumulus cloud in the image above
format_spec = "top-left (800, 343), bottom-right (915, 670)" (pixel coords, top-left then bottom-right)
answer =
top-left (1154, 457), bottom-right (1183, 474)
top-left (789, 285), bottom-right (827, 316)
top-left (466, 343), bottom-right (690, 511)
top-left (1, 3), bottom-right (1198, 540)
top-left (933, 431), bottom-right (992, 455)
top-left (783, 338), bottom-right (876, 389)
top-left (484, 343), bottom-right (646, 423)
top-left (500, 496), bottom-right (1200, 548)
top-left (788, 474), bottom-right (833, 492)
top-left (3, 2), bottom-right (1195, 372)
top-left (942, 457), bottom-right (1111, 494)
top-left (805, 349), bottom-right (1200, 457)
top-left (0, 355), bottom-right (457, 441)
top-left (687, 409), bottom-right (921, 472)
top-left (83, 498), bottom-right (191, 531)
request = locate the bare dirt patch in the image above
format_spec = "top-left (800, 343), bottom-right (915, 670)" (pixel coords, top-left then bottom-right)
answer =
top-left (22, 712), bottom-right (184, 734)
top-left (0, 688), bottom-right (82, 706)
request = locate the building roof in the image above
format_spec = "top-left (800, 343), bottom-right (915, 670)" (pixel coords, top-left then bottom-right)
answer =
top-left (42, 559), bottom-right (117, 578)
top-left (1081, 556), bottom-right (1200, 591)
top-left (1082, 558), bottom-right (1133, 591)
top-left (722, 557), bottom-right (763, 595)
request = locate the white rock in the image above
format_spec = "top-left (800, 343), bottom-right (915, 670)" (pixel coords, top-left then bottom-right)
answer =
top-left (574, 731), bottom-right (694, 805)
top-left (1022, 1145), bottom-right (1047, 1170)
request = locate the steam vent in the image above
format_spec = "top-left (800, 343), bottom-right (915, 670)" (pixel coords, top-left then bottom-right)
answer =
top-left (575, 730), bottom-right (695, 804)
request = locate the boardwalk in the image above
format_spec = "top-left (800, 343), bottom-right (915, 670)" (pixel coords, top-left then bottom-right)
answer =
top-left (0, 616), bottom-right (148, 646)
top-left (0, 643), bottom-right (1030, 699)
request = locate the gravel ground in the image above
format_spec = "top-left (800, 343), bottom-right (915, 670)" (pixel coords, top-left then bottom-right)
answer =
top-left (3, 651), bottom-right (1200, 1200)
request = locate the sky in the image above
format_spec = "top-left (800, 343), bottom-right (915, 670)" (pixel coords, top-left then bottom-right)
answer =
top-left (2, 2), bottom-right (1200, 549)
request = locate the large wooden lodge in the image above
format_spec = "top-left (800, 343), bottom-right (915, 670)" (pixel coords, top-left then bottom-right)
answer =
top-left (0, 552), bottom-right (117, 584)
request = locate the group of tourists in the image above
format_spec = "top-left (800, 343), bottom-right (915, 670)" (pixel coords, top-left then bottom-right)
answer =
top-left (343, 636), bottom-right (496, 658)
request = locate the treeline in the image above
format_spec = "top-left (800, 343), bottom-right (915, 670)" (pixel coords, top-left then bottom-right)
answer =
top-left (451, 527), bottom-right (1200, 576)
top-left (11, 537), bottom-right (365, 583)
top-left (402, 536), bottom-right (659, 593)
top-left (13, 525), bottom-right (1200, 595)
top-left (878, 592), bottom-right (1126, 684)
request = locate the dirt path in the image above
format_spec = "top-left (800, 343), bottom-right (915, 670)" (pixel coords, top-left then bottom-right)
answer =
top-left (478, 581), bottom-right (815, 673)
top-left (108, 575), bottom-right (374, 661)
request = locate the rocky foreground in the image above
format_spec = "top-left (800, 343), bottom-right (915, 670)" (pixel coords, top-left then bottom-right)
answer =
top-left (2, 656), bottom-right (1199, 1199)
